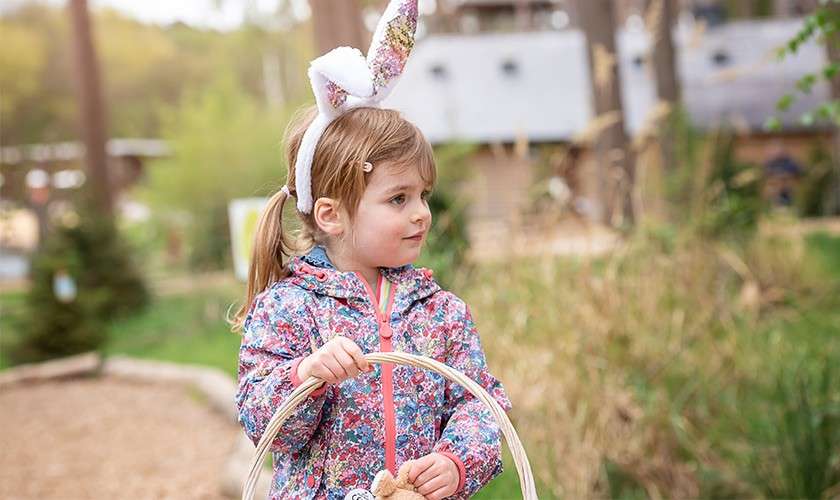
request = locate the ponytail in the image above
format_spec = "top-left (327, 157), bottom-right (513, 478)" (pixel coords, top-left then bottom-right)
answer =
top-left (229, 187), bottom-right (295, 333)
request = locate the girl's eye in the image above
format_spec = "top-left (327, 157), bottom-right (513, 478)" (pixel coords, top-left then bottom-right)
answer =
top-left (390, 194), bottom-right (406, 205)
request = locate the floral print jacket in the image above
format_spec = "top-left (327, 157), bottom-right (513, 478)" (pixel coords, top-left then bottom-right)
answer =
top-left (235, 246), bottom-right (512, 499)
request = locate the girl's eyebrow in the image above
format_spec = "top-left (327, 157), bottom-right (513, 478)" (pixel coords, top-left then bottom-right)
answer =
top-left (383, 183), bottom-right (425, 195)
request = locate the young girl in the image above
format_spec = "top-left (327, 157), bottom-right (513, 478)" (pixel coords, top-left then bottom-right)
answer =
top-left (233, 104), bottom-right (512, 500)
top-left (232, 2), bottom-right (510, 498)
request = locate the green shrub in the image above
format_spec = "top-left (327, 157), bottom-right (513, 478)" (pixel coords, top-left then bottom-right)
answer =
top-left (9, 197), bottom-right (149, 364)
top-left (796, 144), bottom-right (840, 217)
top-left (140, 74), bottom-right (290, 272)
top-left (747, 358), bottom-right (840, 499)
top-left (417, 143), bottom-right (476, 288)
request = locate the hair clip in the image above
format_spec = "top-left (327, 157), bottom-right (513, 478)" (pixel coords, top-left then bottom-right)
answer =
top-left (362, 162), bottom-right (373, 173)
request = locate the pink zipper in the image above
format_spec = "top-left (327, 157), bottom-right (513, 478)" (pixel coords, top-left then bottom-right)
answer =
top-left (355, 271), bottom-right (398, 475)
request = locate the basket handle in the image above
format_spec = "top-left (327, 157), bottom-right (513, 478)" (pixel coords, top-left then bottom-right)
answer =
top-left (241, 351), bottom-right (538, 499)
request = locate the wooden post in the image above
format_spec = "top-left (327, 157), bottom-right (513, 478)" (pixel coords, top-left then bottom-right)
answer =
top-left (649, 0), bottom-right (681, 104)
top-left (309, 0), bottom-right (367, 55)
top-left (648, 0), bottom-right (682, 177)
top-left (826, 2), bottom-right (840, 214)
top-left (578, 0), bottom-right (636, 227)
top-left (68, 0), bottom-right (113, 217)
top-left (728, 0), bottom-right (756, 18)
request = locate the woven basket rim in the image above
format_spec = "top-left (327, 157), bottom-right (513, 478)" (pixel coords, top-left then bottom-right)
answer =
top-left (241, 351), bottom-right (537, 499)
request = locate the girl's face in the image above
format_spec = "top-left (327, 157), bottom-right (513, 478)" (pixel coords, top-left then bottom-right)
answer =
top-left (346, 162), bottom-right (433, 269)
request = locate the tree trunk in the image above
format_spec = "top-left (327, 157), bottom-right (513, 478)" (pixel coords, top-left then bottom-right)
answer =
top-left (310, 0), bottom-right (366, 55)
top-left (68, 0), bottom-right (113, 217)
top-left (650, 0), bottom-right (681, 104)
top-left (515, 0), bottom-right (531, 30)
top-left (565, 1), bottom-right (580, 29)
top-left (826, 3), bottom-right (840, 215)
top-left (435, 0), bottom-right (459, 33)
top-left (648, 0), bottom-right (681, 176)
top-left (729, 0), bottom-right (756, 18)
top-left (793, 0), bottom-right (819, 15)
top-left (577, 0), bottom-right (635, 227)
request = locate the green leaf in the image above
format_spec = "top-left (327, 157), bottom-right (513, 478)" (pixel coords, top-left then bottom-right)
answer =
top-left (796, 74), bottom-right (818, 94)
top-left (817, 103), bottom-right (833, 119)
top-left (777, 94), bottom-right (795, 111)
top-left (764, 116), bottom-right (782, 131)
top-left (800, 112), bottom-right (815, 126)
top-left (829, 100), bottom-right (840, 124)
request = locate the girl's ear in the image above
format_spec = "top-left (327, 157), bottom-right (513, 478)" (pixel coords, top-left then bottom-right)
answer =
top-left (312, 197), bottom-right (345, 237)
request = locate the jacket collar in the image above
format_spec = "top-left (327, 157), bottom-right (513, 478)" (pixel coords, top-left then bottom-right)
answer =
top-left (287, 245), bottom-right (440, 313)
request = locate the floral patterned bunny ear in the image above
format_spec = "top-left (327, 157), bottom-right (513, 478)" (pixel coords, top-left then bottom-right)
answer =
top-left (292, 0), bottom-right (420, 214)
top-left (365, 0), bottom-right (419, 102)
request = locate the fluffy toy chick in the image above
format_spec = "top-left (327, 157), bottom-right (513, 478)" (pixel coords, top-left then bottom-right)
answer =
top-left (370, 460), bottom-right (426, 500)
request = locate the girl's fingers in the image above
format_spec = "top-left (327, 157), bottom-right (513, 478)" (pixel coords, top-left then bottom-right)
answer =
top-left (414, 462), bottom-right (441, 487)
top-left (416, 475), bottom-right (448, 497)
top-left (329, 354), bottom-right (352, 381)
top-left (408, 457), bottom-right (435, 484)
top-left (426, 485), bottom-right (454, 500)
top-left (312, 363), bottom-right (337, 384)
top-left (339, 339), bottom-right (370, 372)
top-left (320, 356), bottom-right (345, 384)
top-left (333, 348), bottom-right (359, 379)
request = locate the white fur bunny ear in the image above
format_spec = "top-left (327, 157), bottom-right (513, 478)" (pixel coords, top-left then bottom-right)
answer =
top-left (309, 46), bottom-right (375, 119)
top-left (294, 47), bottom-right (377, 213)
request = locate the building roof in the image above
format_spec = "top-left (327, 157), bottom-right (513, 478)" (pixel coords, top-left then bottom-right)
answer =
top-left (0, 139), bottom-right (169, 166)
top-left (382, 19), bottom-right (829, 144)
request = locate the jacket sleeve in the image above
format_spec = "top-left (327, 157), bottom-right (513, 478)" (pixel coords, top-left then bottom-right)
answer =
top-left (235, 287), bottom-right (328, 454)
top-left (432, 295), bottom-right (513, 499)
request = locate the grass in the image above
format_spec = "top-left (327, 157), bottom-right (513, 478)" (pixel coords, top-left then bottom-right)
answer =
top-left (461, 228), bottom-right (840, 499)
top-left (806, 231), bottom-right (840, 278)
top-left (0, 277), bottom-right (243, 375)
top-left (100, 284), bottom-right (243, 377)
top-left (2, 230), bottom-right (838, 498)
top-left (474, 449), bottom-right (558, 499)
top-left (0, 289), bottom-right (26, 371)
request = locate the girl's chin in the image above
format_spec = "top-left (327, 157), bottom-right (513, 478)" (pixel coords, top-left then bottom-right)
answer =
top-left (385, 247), bottom-right (422, 268)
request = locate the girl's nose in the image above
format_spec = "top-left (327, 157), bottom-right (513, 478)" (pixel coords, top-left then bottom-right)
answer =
top-left (412, 205), bottom-right (431, 225)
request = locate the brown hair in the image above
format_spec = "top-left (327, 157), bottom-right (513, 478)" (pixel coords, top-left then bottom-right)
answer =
top-left (229, 105), bottom-right (436, 333)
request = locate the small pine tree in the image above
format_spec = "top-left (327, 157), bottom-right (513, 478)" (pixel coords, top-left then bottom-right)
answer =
top-left (10, 195), bottom-right (150, 364)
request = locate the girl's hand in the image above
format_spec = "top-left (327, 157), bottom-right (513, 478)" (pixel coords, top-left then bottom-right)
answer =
top-left (407, 453), bottom-right (460, 499)
top-left (297, 336), bottom-right (372, 385)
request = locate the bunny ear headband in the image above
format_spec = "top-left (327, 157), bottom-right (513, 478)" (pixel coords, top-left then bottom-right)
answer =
top-left (288, 0), bottom-right (420, 214)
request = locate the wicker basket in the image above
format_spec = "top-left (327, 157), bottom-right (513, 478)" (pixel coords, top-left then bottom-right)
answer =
top-left (241, 352), bottom-right (537, 499)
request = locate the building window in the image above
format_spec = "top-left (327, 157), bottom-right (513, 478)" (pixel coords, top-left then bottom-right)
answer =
top-left (712, 49), bottom-right (731, 66)
top-left (430, 63), bottom-right (448, 80)
top-left (501, 59), bottom-right (519, 77)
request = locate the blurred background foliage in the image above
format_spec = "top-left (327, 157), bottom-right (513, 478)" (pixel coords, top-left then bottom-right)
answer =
top-left (137, 74), bottom-right (290, 270)
top-left (1, 1), bottom-right (839, 498)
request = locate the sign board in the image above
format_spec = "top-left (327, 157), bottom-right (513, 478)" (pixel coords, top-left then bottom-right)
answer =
top-left (228, 197), bottom-right (268, 282)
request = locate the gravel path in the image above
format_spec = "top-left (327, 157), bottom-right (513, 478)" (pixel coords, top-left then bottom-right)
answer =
top-left (0, 376), bottom-right (241, 499)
